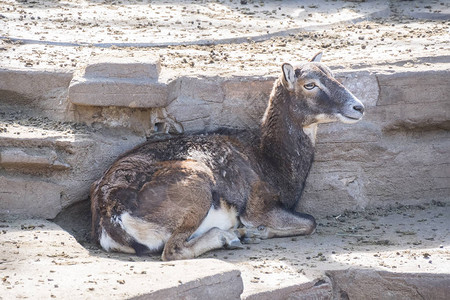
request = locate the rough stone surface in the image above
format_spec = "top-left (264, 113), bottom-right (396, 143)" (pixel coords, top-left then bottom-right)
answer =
top-left (218, 78), bottom-right (273, 130)
top-left (166, 76), bottom-right (273, 132)
top-left (69, 55), bottom-right (168, 108)
top-left (376, 70), bottom-right (450, 131)
top-left (2, 67), bottom-right (449, 218)
top-left (299, 70), bottom-right (450, 217)
top-left (0, 69), bottom-right (72, 121)
top-left (134, 269), bottom-right (243, 300)
top-left (243, 278), bottom-right (332, 300)
top-left (327, 269), bottom-right (450, 300)
top-left (0, 69), bottom-right (72, 99)
top-left (0, 148), bottom-right (70, 170)
top-left (0, 176), bottom-right (64, 218)
top-left (0, 123), bottom-right (145, 218)
top-left (69, 77), bottom-right (168, 108)
top-left (84, 55), bottom-right (161, 79)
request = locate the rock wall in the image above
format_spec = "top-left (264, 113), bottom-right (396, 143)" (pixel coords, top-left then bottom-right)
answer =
top-left (300, 70), bottom-right (450, 216)
top-left (0, 58), bottom-right (448, 218)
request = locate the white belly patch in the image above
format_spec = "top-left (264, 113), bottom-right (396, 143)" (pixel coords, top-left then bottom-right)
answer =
top-left (119, 212), bottom-right (170, 251)
top-left (100, 212), bottom-right (171, 254)
top-left (99, 228), bottom-right (135, 254)
top-left (189, 203), bottom-right (238, 241)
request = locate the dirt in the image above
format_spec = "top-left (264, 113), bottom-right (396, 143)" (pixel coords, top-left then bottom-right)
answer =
top-left (17, 199), bottom-right (446, 298)
top-left (0, 0), bottom-right (449, 79)
top-left (0, 111), bottom-right (92, 137)
top-left (0, 214), bottom-right (239, 299)
top-left (1, 0), bottom-right (448, 136)
top-left (209, 201), bottom-right (450, 296)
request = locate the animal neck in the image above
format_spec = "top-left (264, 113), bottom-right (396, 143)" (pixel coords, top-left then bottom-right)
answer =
top-left (258, 79), bottom-right (315, 209)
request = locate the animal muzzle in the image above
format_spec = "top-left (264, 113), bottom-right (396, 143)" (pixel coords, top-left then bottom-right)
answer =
top-left (338, 96), bottom-right (365, 124)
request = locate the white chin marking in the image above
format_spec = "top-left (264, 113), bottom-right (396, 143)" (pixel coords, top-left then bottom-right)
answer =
top-left (337, 114), bottom-right (361, 124)
top-left (314, 113), bottom-right (336, 124)
top-left (99, 228), bottom-right (135, 254)
top-left (303, 124), bottom-right (318, 145)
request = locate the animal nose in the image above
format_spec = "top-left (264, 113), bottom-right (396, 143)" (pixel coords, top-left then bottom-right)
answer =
top-left (353, 104), bottom-right (365, 114)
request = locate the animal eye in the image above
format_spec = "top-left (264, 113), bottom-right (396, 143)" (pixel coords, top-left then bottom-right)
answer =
top-left (304, 83), bottom-right (316, 90)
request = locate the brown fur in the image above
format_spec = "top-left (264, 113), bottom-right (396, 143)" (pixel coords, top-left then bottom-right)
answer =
top-left (91, 53), bottom-right (365, 260)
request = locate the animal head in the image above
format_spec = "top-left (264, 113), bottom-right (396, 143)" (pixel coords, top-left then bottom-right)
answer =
top-left (280, 52), bottom-right (365, 126)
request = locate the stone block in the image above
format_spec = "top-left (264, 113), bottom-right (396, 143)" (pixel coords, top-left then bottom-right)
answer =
top-left (0, 69), bottom-right (72, 120)
top-left (69, 78), bottom-right (168, 108)
top-left (0, 176), bottom-right (63, 218)
top-left (69, 56), bottom-right (169, 108)
top-left (221, 77), bottom-right (273, 104)
top-left (327, 269), bottom-right (450, 300)
top-left (302, 128), bottom-right (450, 217)
top-left (375, 70), bottom-right (450, 130)
top-left (217, 78), bottom-right (273, 129)
top-left (168, 76), bottom-right (225, 103)
top-left (0, 69), bottom-right (72, 100)
top-left (0, 127), bottom-right (145, 218)
top-left (140, 266), bottom-right (243, 300)
top-left (243, 278), bottom-right (332, 300)
top-left (377, 70), bottom-right (450, 105)
top-left (0, 148), bottom-right (70, 170)
top-left (84, 55), bottom-right (161, 79)
top-left (166, 77), bottom-right (273, 133)
top-left (336, 71), bottom-right (379, 107)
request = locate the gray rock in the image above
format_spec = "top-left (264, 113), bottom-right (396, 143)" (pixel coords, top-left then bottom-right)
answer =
top-left (0, 148), bottom-right (70, 170)
top-left (243, 278), bottom-right (332, 300)
top-left (376, 70), bottom-right (450, 131)
top-left (327, 269), bottom-right (450, 300)
top-left (69, 55), bottom-right (169, 108)
top-left (299, 69), bottom-right (450, 216)
top-left (0, 175), bottom-right (64, 218)
top-left (166, 76), bottom-right (273, 132)
top-left (137, 268), bottom-right (243, 300)
top-left (69, 77), bottom-right (168, 108)
top-left (0, 69), bottom-right (72, 120)
top-left (1, 65), bottom-right (449, 219)
top-left (0, 68), bottom-right (72, 100)
top-left (84, 55), bottom-right (161, 79)
top-left (0, 129), bottom-right (145, 218)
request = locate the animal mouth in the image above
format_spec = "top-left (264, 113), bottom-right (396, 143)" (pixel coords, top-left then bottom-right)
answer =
top-left (338, 113), bottom-right (363, 124)
top-left (343, 115), bottom-right (361, 120)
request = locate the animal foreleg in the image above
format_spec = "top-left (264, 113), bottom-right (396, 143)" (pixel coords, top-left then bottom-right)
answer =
top-left (240, 208), bottom-right (316, 240)
top-left (162, 228), bottom-right (243, 261)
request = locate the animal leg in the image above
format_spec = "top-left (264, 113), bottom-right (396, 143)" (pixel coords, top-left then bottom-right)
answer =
top-left (241, 207), bottom-right (316, 240)
top-left (240, 180), bottom-right (316, 241)
top-left (162, 228), bottom-right (242, 261)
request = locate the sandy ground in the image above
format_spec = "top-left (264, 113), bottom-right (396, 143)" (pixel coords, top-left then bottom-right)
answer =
top-left (1, 201), bottom-right (448, 298)
top-left (0, 0), bottom-right (449, 79)
top-left (193, 201), bottom-right (450, 296)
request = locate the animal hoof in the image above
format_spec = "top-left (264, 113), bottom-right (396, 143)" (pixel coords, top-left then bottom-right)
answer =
top-left (227, 239), bottom-right (244, 249)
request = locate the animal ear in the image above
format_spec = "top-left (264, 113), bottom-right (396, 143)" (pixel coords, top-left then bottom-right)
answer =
top-left (310, 52), bottom-right (323, 62)
top-left (282, 63), bottom-right (295, 92)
